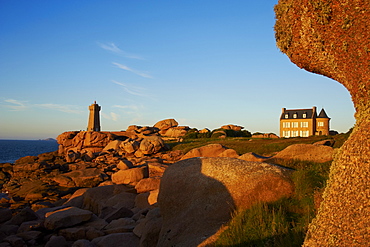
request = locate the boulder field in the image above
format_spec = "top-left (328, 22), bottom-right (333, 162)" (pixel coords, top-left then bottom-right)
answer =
top-left (0, 124), bottom-right (335, 246)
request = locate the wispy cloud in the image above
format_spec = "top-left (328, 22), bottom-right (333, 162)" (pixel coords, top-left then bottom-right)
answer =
top-left (35, 104), bottom-right (83, 114)
top-left (113, 104), bottom-right (140, 111)
top-left (112, 80), bottom-right (151, 98)
top-left (3, 99), bottom-right (84, 114)
top-left (98, 42), bottom-right (144, 60)
top-left (110, 112), bottom-right (119, 121)
top-left (102, 112), bottom-right (119, 121)
top-left (112, 62), bottom-right (152, 79)
top-left (4, 99), bottom-right (28, 111)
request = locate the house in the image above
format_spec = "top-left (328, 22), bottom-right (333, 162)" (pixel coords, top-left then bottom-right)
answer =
top-left (280, 106), bottom-right (330, 138)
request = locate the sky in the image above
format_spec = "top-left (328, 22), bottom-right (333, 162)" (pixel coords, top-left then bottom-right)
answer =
top-left (0, 0), bottom-right (355, 140)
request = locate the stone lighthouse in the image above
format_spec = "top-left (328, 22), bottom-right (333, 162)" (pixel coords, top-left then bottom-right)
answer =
top-left (87, 101), bottom-right (101, 131)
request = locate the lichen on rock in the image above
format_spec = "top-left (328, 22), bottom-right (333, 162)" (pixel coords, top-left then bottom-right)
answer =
top-left (274, 0), bottom-right (370, 245)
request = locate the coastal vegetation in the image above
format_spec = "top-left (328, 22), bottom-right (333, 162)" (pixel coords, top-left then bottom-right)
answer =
top-left (169, 131), bottom-right (349, 156)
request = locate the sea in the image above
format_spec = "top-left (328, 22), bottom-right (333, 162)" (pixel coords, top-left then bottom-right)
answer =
top-left (0, 140), bottom-right (59, 163)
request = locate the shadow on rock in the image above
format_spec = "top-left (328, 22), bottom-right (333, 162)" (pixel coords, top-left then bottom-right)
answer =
top-left (157, 157), bottom-right (294, 247)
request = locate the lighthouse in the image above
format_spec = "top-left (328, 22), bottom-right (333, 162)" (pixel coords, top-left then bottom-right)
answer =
top-left (87, 101), bottom-right (101, 131)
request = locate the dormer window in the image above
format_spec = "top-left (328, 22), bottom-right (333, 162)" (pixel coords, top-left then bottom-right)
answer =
top-left (293, 113), bottom-right (297, 118)
top-left (285, 114), bottom-right (289, 119)
top-left (303, 113), bottom-right (307, 118)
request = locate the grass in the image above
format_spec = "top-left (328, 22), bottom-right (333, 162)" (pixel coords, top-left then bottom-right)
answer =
top-left (168, 134), bottom-right (347, 156)
top-left (165, 132), bottom-right (351, 246)
top-left (213, 160), bottom-right (331, 247)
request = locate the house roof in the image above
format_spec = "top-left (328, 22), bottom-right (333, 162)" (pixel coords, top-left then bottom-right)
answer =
top-left (317, 108), bottom-right (330, 118)
top-left (280, 108), bottom-right (316, 120)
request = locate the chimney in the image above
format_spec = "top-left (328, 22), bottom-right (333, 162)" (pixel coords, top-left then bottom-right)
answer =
top-left (313, 106), bottom-right (317, 117)
top-left (282, 108), bottom-right (286, 113)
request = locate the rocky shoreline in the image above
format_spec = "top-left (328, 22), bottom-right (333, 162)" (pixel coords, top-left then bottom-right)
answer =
top-left (0, 119), bottom-right (334, 247)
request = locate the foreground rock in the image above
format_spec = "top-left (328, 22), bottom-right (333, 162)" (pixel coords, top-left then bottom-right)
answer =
top-left (275, 0), bottom-right (370, 245)
top-left (157, 157), bottom-right (294, 246)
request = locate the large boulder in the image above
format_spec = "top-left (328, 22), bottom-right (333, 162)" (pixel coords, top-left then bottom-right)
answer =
top-left (102, 140), bottom-right (122, 152)
top-left (111, 166), bottom-right (149, 185)
top-left (120, 139), bottom-right (140, 154)
top-left (163, 126), bottom-right (189, 138)
top-left (180, 144), bottom-right (236, 160)
top-left (157, 157), bottom-right (294, 246)
top-left (275, 0), bottom-right (370, 245)
top-left (154, 119), bottom-right (178, 131)
top-left (270, 144), bottom-right (333, 163)
top-left (139, 136), bottom-right (165, 155)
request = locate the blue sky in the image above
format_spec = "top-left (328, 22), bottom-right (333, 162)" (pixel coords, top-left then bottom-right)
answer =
top-left (0, 0), bottom-right (355, 139)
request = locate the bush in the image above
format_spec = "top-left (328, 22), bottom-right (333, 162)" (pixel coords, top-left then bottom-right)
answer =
top-left (240, 130), bottom-right (252, 137)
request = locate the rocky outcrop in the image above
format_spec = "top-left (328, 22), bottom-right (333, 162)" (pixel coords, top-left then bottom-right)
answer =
top-left (221, 124), bottom-right (244, 131)
top-left (157, 157), bottom-right (294, 246)
top-left (181, 144), bottom-right (239, 160)
top-left (57, 131), bottom-right (167, 162)
top-left (57, 131), bottom-right (114, 159)
top-left (162, 126), bottom-right (190, 138)
top-left (275, 1), bottom-right (370, 245)
top-left (154, 119), bottom-right (178, 131)
top-left (153, 119), bottom-right (192, 138)
top-left (252, 133), bottom-right (279, 139)
top-left (199, 128), bottom-right (210, 134)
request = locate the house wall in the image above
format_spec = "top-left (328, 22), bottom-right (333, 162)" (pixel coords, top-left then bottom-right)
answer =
top-left (316, 118), bottom-right (330, 135)
top-left (280, 119), bottom-right (315, 137)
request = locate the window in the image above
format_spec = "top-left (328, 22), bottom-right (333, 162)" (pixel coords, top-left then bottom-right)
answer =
top-left (293, 113), bottom-right (297, 118)
top-left (285, 114), bottom-right (289, 119)
top-left (300, 122), bottom-right (308, 128)
top-left (293, 122), bottom-right (298, 128)
top-left (300, 130), bottom-right (309, 137)
top-left (283, 122), bottom-right (290, 128)
top-left (292, 131), bottom-right (299, 137)
top-left (318, 121), bottom-right (324, 127)
top-left (303, 113), bottom-right (307, 118)
top-left (283, 131), bottom-right (290, 138)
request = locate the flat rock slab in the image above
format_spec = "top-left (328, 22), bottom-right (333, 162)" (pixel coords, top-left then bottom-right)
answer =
top-left (44, 207), bottom-right (93, 230)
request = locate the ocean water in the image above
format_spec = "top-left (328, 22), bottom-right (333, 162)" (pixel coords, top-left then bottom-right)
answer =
top-left (0, 140), bottom-right (59, 163)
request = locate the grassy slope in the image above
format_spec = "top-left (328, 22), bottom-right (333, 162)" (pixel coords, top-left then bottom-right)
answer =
top-left (169, 134), bottom-right (347, 157)
top-left (165, 133), bottom-right (350, 247)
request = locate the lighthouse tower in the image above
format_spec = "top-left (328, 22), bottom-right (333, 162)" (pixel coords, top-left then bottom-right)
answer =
top-left (87, 101), bottom-right (101, 131)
